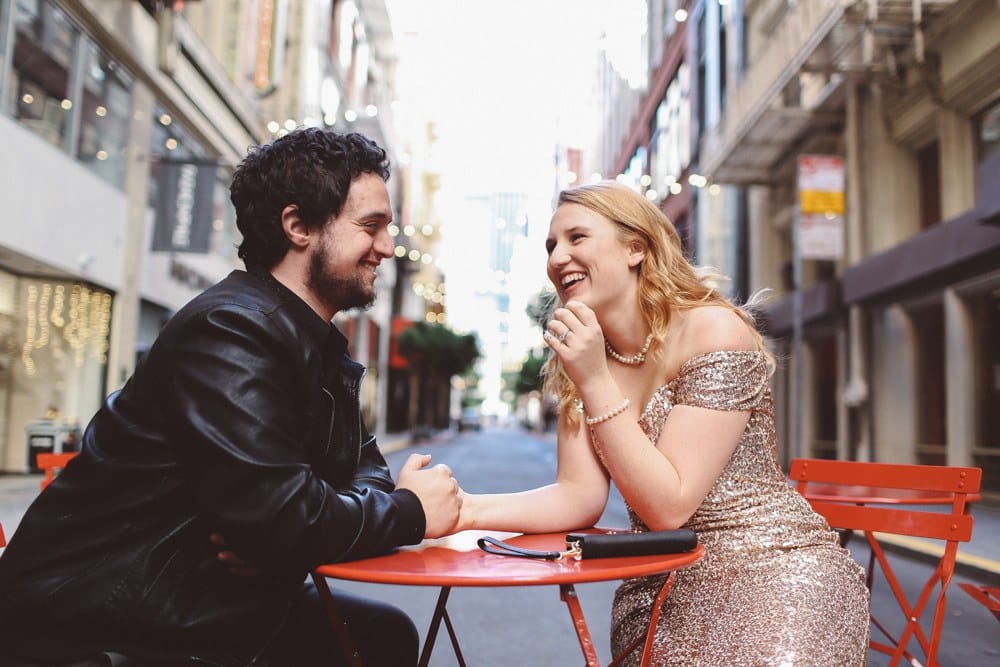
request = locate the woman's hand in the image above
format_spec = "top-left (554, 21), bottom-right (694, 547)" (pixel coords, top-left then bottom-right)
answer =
top-left (543, 300), bottom-right (609, 391)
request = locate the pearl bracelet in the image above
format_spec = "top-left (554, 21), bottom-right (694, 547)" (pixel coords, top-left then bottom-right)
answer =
top-left (585, 398), bottom-right (631, 426)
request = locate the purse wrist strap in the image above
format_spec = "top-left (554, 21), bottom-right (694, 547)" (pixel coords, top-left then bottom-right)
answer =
top-left (477, 536), bottom-right (573, 560)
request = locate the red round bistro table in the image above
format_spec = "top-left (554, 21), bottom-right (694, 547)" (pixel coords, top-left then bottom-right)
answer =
top-left (312, 529), bottom-right (705, 667)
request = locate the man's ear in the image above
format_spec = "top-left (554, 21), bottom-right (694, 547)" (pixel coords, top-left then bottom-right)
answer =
top-left (627, 241), bottom-right (646, 268)
top-left (280, 204), bottom-right (311, 249)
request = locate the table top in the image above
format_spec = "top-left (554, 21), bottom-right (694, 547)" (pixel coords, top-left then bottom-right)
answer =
top-left (314, 529), bottom-right (705, 588)
top-left (799, 483), bottom-right (982, 505)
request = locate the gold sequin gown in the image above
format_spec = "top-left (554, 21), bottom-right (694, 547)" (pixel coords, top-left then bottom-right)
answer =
top-left (607, 351), bottom-right (870, 666)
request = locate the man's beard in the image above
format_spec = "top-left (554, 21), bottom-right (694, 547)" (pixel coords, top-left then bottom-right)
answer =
top-left (309, 245), bottom-right (376, 313)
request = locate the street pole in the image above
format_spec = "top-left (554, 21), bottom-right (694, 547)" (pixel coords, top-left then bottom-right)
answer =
top-left (791, 204), bottom-right (805, 460)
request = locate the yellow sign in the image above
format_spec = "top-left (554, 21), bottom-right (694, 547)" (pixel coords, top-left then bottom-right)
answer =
top-left (798, 154), bottom-right (845, 214)
top-left (800, 190), bottom-right (845, 215)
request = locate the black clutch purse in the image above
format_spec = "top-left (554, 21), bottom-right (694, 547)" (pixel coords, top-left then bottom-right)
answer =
top-left (478, 529), bottom-right (698, 561)
top-left (565, 530), bottom-right (698, 559)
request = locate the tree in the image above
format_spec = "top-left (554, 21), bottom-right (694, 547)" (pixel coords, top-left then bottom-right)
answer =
top-left (397, 322), bottom-right (481, 430)
top-left (525, 289), bottom-right (558, 331)
top-left (515, 348), bottom-right (547, 396)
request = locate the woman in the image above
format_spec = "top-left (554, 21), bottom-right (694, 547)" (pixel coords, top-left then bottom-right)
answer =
top-left (457, 181), bottom-right (870, 665)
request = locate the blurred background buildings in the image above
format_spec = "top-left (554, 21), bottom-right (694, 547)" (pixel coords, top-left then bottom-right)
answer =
top-left (0, 0), bottom-right (996, 499)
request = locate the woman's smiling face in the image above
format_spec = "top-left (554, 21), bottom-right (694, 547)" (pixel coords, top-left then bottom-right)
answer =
top-left (545, 202), bottom-right (637, 309)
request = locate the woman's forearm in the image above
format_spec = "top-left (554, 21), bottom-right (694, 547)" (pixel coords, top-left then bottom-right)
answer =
top-left (460, 483), bottom-right (605, 534)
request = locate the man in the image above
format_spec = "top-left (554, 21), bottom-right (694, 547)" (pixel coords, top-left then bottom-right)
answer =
top-left (0, 128), bottom-right (462, 666)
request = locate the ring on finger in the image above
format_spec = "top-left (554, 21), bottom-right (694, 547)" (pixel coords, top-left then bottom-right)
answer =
top-left (557, 331), bottom-right (569, 342)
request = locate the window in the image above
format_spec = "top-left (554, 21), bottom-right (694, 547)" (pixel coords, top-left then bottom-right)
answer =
top-left (7, 0), bottom-right (78, 148)
top-left (976, 98), bottom-right (1000, 164)
top-left (149, 104), bottom-right (235, 260)
top-left (2, 0), bottom-right (133, 188)
top-left (917, 141), bottom-right (941, 229)
top-left (811, 334), bottom-right (838, 459)
top-left (972, 287), bottom-right (1000, 493)
top-left (912, 302), bottom-right (946, 465)
top-left (76, 42), bottom-right (133, 187)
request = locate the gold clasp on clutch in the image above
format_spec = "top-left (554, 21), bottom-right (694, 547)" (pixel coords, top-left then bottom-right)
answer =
top-left (563, 539), bottom-right (583, 561)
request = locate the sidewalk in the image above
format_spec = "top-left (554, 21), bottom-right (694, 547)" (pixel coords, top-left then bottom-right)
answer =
top-left (1, 443), bottom-right (998, 587)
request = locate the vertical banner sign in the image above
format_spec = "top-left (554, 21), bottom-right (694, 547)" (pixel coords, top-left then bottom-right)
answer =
top-left (797, 155), bottom-right (845, 260)
top-left (153, 160), bottom-right (217, 253)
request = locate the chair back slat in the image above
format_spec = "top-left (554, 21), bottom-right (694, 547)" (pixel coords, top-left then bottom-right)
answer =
top-left (808, 501), bottom-right (975, 542)
top-left (790, 458), bottom-right (981, 494)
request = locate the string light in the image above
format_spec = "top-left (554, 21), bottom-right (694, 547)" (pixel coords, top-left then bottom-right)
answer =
top-left (20, 281), bottom-right (113, 374)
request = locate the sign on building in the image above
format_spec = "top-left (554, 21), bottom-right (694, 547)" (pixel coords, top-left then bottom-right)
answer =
top-left (797, 154), bottom-right (845, 260)
top-left (152, 159), bottom-right (217, 253)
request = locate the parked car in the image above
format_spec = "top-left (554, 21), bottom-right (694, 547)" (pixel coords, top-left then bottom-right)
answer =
top-left (458, 406), bottom-right (482, 432)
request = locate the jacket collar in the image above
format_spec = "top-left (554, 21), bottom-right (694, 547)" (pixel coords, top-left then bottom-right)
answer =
top-left (246, 267), bottom-right (349, 359)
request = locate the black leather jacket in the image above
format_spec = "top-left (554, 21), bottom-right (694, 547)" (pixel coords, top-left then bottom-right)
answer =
top-left (0, 269), bottom-right (425, 666)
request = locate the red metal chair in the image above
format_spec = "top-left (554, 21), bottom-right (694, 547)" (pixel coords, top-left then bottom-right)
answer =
top-left (790, 458), bottom-right (981, 667)
top-left (959, 582), bottom-right (1000, 622)
top-left (36, 452), bottom-right (79, 490)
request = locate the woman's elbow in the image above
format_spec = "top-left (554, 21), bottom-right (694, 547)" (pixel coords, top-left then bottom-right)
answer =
top-left (641, 505), bottom-right (697, 531)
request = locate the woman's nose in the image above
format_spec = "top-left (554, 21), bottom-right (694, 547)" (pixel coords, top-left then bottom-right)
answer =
top-left (549, 245), bottom-right (569, 268)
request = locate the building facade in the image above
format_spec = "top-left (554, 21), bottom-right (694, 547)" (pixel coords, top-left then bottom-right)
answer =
top-left (601, 0), bottom-right (999, 497)
top-left (0, 0), bottom-right (411, 472)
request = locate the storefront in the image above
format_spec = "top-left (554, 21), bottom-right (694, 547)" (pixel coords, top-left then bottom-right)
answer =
top-left (0, 269), bottom-right (111, 470)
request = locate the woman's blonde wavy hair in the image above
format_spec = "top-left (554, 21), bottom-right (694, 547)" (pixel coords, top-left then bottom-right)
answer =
top-left (543, 180), bottom-right (775, 426)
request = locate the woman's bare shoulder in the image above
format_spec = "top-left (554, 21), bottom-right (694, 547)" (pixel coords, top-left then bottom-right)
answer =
top-left (677, 306), bottom-right (757, 357)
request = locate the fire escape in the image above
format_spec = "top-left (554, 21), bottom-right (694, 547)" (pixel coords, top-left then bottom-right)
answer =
top-left (700, 0), bottom-right (970, 184)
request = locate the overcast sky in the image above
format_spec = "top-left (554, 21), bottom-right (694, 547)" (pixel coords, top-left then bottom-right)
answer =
top-left (383, 1), bottom-right (646, 380)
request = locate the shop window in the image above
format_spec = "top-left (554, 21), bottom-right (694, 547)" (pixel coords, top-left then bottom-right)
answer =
top-left (6, 0), bottom-right (78, 148)
top-left (0, 270), bottom-right (15, 459)
top-left (912, 302), bottom-right (946, 465)
top-left (4, 276), bottom-right (111, 471)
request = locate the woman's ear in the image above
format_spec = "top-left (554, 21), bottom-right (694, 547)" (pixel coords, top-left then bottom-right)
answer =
top-left (627, 241), bottom-right (646, 268)
top-left (280, 205), bottom-right (311, 249)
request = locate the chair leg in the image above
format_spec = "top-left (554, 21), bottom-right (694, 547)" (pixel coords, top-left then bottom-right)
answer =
top-left (607, 573), bottom-right (675, 667)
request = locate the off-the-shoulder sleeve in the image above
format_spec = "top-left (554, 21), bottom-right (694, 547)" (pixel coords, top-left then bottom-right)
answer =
top-left (671, 350), bottom-right (769, 411)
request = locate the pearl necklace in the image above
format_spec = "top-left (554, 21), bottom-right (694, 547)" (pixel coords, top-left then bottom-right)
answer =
top-left (605, 333), bottom-right (653, 366)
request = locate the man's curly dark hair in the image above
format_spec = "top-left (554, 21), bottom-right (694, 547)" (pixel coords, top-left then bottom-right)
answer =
top-left (230, 128), bottom-right (391, 271)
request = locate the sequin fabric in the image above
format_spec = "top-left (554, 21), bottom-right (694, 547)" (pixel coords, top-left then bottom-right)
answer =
top-left (605, 351), bottom-right (870, 666)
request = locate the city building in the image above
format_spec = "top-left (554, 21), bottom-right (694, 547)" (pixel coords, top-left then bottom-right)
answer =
top-left (0, 0), bottom-right (410, 472)
top-left (0, 0), bottom-right (265, 472)
top-left (603, 0), bottom-right (999, 497)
